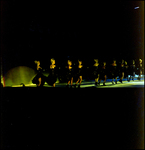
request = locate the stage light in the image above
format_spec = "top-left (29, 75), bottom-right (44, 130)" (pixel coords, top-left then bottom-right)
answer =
top-left (134, 6), bottom-right (139, 9)
top-left (4, 66), bottom-right (36, 87)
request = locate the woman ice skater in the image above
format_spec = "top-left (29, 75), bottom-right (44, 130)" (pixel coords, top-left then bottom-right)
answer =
top-left (98, 61), bottom-right (107, 86)
top-left (93, 59), bottom-right (100, 87)
top-left (66, 60), bottom-right (74, 88)
top-left (46, 58), bottom-right (58, 87)
top-left (74, 59), bottom-right (83, 88)
top-left (32, 60), bottom-right (45, 87)
top-left (110, 60), bottom-right (118, 84)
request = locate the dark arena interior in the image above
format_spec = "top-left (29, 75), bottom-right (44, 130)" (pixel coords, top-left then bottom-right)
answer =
top-left (1, 1), bottom-right (144, 149)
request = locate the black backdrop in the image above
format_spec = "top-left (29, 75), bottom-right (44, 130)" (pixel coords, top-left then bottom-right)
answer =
top-left (1, 1), bottom-right (144, 74)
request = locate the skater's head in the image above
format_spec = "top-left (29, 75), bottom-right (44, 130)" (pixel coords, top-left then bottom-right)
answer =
top-left (68, 60), bottom-right (72, 66)
top-left (132, 60), bottom-right (135, 64)
top-left (51, 58), bottom-right (55, 65)
top-left (34, 60), bottom-right (40, 65)
top-left (122, 59), bottom-right (124, 64)
top-left (103, 62), bottom-right (106, 66)
top-left (113, 60), bottom-right (116, 64)
top-left (78, 60), bottom-right (82, 65)
top-left (94, 59), bottom-right (98, 63)
top-left (139, 58), bottom-right (142, 63)
top-left (125, 61), bottom-right (127, 65)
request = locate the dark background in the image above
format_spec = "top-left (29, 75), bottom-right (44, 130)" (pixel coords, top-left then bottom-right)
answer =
top-left (1, 87), bottom-right (144, 149)
top-left (1, 1), bottom-right (144, 74)
top-left (0, 1), bottom-right (144, 149)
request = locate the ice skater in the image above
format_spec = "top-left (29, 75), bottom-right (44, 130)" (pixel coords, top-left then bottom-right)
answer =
top-left (66, 60), bottom-right (74, 88)
top-left (129, 59), bottom-right (136, 81)
top-left (46, 58), bottom-right (57, 87)
top-left (124, 61), bottom-right (130, 81)
top-left (98, 62), bottom-right (107, 86)
top-left (32, 60), bottom-right (45, 87)
top-left (110, 60), bottom-right (118, 84)
top-left (74, 60), bottom-right (83, 88)
top-left (137, 58), bottom-right (143, 80)
top-left (119, 59), bottom-right (125, 83)
top-left (93, 59), bottom-right (100, 87)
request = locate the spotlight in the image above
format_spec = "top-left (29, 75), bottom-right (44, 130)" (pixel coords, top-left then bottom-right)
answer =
top-left (134, 6), bottom-right (139, 9)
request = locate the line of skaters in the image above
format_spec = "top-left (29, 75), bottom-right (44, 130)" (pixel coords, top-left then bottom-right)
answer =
top-left (32, 58), bottom-right (144, 88)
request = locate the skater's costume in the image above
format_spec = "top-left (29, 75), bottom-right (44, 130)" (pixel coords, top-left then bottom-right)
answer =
top-left (66, 66), bottom-right (74, 82)
top-left (110, 65), bottom-right (118, 78)
top-left (93, 66), bottom-right (100, 79)
top-left (124, 64), bottom-right (129, 79)
top-left (46, 67), bottom-right (58, 86)
top-left (32, 68), bottom-right (45, 86)
top-left (99, 65), bottom-right (107, 79)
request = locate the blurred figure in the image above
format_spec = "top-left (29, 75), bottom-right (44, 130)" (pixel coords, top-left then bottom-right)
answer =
top-left (137, 58), bottom-right (143, 80)
top-left (124, 61), bottom-right (130, 81)
top-left (110, 60), bottom-right (118, 84)
top-left (32, 60), bottom-right (45, 87)
top-left (98, 62), bottom-right (107, 86)
top-left (66, 60), bottom-right (73, 88)
top-left (119, 59), bottom-right (125, 83)
top-left (74, 60), bottom-right (83, 88)
top-left (93, 59), bottom-right (100, 87)
top-left (46, 58), bottom-right (57, 87)
top-left (57, 60), bottom-right (66, 83)
top-left (129, 59), bottom-right (136, 81)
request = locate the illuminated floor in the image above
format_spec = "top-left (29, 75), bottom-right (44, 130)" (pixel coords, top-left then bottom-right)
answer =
top-left (11, 78), bottom-right (144, 88)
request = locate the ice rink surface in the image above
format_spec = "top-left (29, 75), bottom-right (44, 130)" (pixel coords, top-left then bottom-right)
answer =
top-left (11, 78), bottom-right (144, 88)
